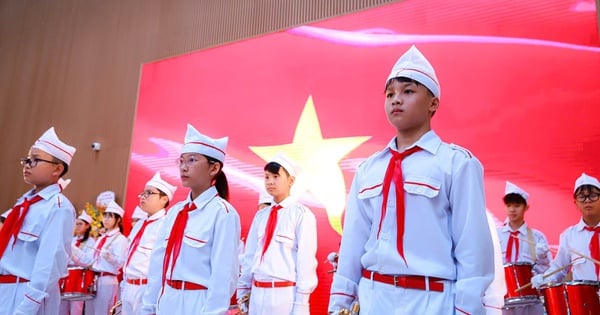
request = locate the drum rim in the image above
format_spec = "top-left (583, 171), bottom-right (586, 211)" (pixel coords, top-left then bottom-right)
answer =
top-left (564, 280), bottom-right (600, 286)
top-left (503, 262), bottom-right (535, 267)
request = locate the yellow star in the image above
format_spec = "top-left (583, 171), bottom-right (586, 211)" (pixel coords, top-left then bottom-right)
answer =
top-left (250, 95), bottom-right (370, 234)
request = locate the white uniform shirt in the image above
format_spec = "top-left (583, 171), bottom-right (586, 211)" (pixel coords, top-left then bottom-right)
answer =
top-left (124, 209), bottom-right (166, 279)
top-left (238, 196), bottom-right (318, 297)
top-left (497, 221), bottom-right (551, 274)
top-left (142, 186), bottom-right (241, 315)
top-left (328, 131), bottom-right (494, 314)
top-left (0, 184), bottom-right (75, 314)
top-left (71, 228), bottom-right (128, 274)
top-left (69, 236), bottom-right (96, 266)
top-left (544, 219), bottom-right (600, 282)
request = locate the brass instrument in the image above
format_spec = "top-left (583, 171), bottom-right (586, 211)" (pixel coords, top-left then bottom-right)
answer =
top-left (237, 293), bottom-right (250, 315)
top-left (338, 301), bottom-right (360, 315)
top-left (109, 299), bottom-right (122, 315)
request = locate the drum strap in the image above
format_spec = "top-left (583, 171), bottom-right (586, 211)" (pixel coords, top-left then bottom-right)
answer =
top-left (526, 227), bottom-right (536, 264)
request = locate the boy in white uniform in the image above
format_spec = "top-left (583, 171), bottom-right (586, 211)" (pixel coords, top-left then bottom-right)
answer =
top-left (532, 173), bottom-right (600, 285)
top-left (142, 124), bottom-right (241, 315)
top-left (328, 45), bottom-right (494, 315)
top-left (0, 127), bottom-right (77, 315)
top-left (121, 172), bottom-right (176, 315)
top-left (496, 181), bottom-right (551, 315)
top-left (237, 153), bottom-right (318, 315)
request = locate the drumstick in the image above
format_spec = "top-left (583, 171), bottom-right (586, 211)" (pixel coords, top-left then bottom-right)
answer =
top-left (514, 261), bottom-right (575, 292)
top-left (569, 248), bottom-right (600, 266)
top-left (509, 234), bottom-right (557, 253)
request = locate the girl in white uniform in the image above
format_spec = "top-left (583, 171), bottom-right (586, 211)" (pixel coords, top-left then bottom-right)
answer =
top-left (142, 123), bottom-right (241, 315)
top-left (237, 153), bottom-right (318, 315)
top-left (72, 200), bottom-right (128, 315)
top-left (121, 172), bottom-right (176, 315)
top-left (59, 211), bottom-right (96, 315)
top-left (0, 127), bottom-right (76, 315)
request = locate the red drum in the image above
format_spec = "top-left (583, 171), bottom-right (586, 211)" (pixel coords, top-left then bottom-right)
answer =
top-left (540, 283), bottom-right (568, 315)
top-left (503, 262), bottom-right (539, 307)
top-left (541, 281), bottom-right (600, 315)
top-left (564, 281), bottom-right (600, 315)
top-left (59, 267), bottom-right (97, 301)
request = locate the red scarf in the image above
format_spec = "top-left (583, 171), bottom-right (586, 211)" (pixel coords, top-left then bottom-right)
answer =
top-left (0, 195), bottom-right (43, 258)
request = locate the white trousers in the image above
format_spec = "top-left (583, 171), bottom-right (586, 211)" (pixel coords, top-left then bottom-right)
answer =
top-left (0, 282), bottom-right (61, 314)
top-left (58, 299), bottom-right (84, 315)
top-left (357, 277), bottom-right (455, 315)
top-left (84, 275), bottom-right (120, 315)
top-left (121, 282), bottom-right (146, 315)
top-left (248, 285), bottom-right (294, 315)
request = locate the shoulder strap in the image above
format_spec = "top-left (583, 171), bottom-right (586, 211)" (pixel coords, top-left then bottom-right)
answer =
top-left (527, 227), bottom-right (536, 263)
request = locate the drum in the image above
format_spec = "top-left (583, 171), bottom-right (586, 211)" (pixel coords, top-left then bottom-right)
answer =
top-left (503, 262), bottom-right (539, 307)
top-left (59, 267), bottom-right (97, 301)
top-left (540, 283), bottom-right (568, 315)
top-left (564, 280), bottom-right (600, 315)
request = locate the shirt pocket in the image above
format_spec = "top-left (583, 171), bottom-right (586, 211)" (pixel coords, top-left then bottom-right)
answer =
top-left (357, 183), bottom-right (383, 200)
top-left (404, 175), bottom-right (441, 198)
top-left (183, 232), bottom-right (209, 249)
top-left (274, 228), bottom-right (296, 249)
top-left (18, 222), bottom-right (43, 243)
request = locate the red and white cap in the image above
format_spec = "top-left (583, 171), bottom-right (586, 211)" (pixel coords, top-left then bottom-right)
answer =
top-left (78, 211), bottom-right (93, 224)
top-left (574, 173), bottom-right (600, 193)
top-left (146, 172), bottom-right (177, 201)
top-left (181, 124), bottom-right (228, 163)
top-left (505, 181), bottom-right (529, 201)
top-left (31, 127), bottom-right (76, 166)
top-left (386, 45), bottom-right (440, 99)
top-left (104, 200), bottom-right (125, 217)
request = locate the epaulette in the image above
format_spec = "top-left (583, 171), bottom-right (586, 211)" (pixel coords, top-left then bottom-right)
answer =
top-left (449, 143), bottom-right (473, 158)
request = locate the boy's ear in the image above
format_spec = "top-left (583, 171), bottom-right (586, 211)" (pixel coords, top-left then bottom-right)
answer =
top-left (52, 164), bottom-right (65, 177)
top-left (429, 97), bottom-right (440, 114)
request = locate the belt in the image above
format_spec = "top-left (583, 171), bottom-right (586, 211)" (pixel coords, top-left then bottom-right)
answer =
top-left (361, 269), bottom-right (445, 292)
top-left (253, 280), bottom-right (296, 288)
top-left (96, 272), bottom-right (117, 277)
top-left (0, 274), bottom-right (29, 283)
top-left (126, 278), bottom-right (148, 285)
top-left (167, 280), bottom-right (207, 290)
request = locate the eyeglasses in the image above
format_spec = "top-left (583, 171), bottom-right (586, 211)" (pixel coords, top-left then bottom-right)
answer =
top-left (176, 156), bottom-right (202, 168)
top-left (138, 191), bottom-right (161, 198)
top-left (575, 193), bottom-right (600, 203)
top-left (20, 157), bottom-right (59, 168)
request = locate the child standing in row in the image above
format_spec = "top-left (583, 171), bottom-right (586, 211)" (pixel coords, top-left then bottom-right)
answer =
top-left (238, 153), bottom-right (318, 315)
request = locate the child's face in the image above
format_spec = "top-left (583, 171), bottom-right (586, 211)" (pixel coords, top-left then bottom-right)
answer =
top-left (384, 79), bottom-right (438, 133)
top-left (178, 153), bottom-right (218, 191)
top-left (505, 202), bottom-right (528, 223)
top-left (574, 187), bottom-right (600, 219)
top-left (139, 185), bottom-right (167, 213)
top-left (22, 148), bottom-right (62, 188)
top-left (102, 212), bottom-right (119, 230)
top-left (264, 168), bottom-right (294, 203)
top-left (74, 219), bottom-right (89, 236)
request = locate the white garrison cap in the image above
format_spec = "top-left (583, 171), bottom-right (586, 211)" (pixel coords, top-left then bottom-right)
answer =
top-left (258, 188), bottom-right (273, 205)
top-left (386, 45), bottom-right (440, 99)
top-left (181, 124), bottom-right (228, 163)
top-left (269, 152), bottom-right (297, 177)
top-left (78, 211), bottom-right (92, 224)
top-left (104, 200), bottom-right (125, 217)
top-left (131, 206), bottom-right (148, 220)
top-left (574, 173), bottom-right (600, 192)
top-left (96, 190), bottom-right (115, 208)
top-left (58, 178), bottom-right (71, 190)
top-left (504, 181), bottom-right (529, 201)
top-left (31, 127), bottom-right (76, 166)
top-left (146, 172), bottom-right (177, 201)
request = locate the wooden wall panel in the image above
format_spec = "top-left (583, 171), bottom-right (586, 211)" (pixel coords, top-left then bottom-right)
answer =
top-left (0, 0), bottom-right (396, 212)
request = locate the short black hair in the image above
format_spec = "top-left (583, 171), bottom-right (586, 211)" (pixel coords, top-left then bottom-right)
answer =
top-left (574, 184), bottom-right (600, 198)
top-left (503, 193), bottom-right (527, 206)
top-left (264, 162), bottom-right (290, 176)
top-left (385, 77), bottom-right (434, 97)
